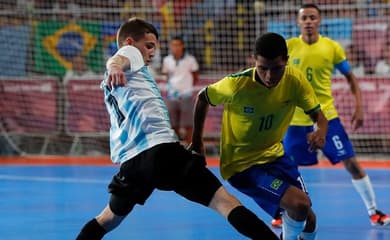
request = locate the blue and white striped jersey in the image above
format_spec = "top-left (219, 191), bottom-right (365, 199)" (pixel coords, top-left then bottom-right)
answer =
top-left (101, 48), bottom-right (178, 164)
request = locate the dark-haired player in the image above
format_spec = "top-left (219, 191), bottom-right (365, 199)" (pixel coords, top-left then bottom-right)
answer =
top-left (192, 32), bottom-right (328, 240)
top-left (272, 3), bottom-right (390, 228)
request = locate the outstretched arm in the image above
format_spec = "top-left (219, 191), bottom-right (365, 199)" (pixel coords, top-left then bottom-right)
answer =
top-left (344, 71), bottom-right (364, 130)
top-left (190, 88), bottom-right (210, 155)
top-left (307, 109), bottom-right (328, 151)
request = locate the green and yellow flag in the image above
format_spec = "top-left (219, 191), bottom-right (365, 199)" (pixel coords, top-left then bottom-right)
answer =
top-left (34, 21), bottom-right (103, 77)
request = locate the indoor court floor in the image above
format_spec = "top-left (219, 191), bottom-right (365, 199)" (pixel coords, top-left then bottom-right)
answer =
top-left (0, 157), bottom-right (390, 240)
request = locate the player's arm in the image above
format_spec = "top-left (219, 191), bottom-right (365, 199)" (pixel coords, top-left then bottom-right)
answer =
top-left (190, 87), bottom-right (210, 155)
top-left (159, 57), bottom-right (169, 81)
top-left (105, 45), bottom-right (144, 89)
top-left (191, 57), bottom-right (200, 85)
top-left (344, 71), bottom-right (364, 130)
top-left (192, 70), bottom-right (200, 85)
top-left (336, 59), bottom-right (364, 130)
top-left (106, 55), bottom-right (129, 89)
top-left (191, 76), bottom-right (233, 154)
top-left (307, 109), bottom-right (328, 151)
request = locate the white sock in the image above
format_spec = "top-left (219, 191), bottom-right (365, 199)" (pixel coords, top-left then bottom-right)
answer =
top-left (282, 213), bottom-right (305, 240)
top-left (352, 175), bottom-right (377, 215)
top-left (299, 225), bottom-right (318, 240)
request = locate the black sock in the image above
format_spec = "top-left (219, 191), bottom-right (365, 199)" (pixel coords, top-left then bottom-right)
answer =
top-left (227, 206), bottom-right (279, 240)
top-left (76, 218), bottom-right (107, 240)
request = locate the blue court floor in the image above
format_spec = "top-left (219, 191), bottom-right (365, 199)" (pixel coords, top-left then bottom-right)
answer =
top-left (0, 165), bottom-right (389, 240)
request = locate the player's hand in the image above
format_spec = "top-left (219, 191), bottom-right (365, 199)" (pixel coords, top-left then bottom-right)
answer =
top-left (351, 107), bottom-right (364, 130)
top-left (107, 64), bottom-right (127, 90)
top-left (307, 130), bottom-right (326, 152)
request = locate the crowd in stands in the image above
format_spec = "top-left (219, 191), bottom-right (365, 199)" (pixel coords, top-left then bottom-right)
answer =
top-left (0, 0), bottom-right (389, 76)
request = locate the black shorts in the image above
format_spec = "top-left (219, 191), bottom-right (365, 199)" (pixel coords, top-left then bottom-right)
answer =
top-left (108, 142), bottom-right (222, 206)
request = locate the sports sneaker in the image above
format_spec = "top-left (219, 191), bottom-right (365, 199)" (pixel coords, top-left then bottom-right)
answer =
top-left (271, 214), bottom-right (283, 228)
top-left (370, 210), bottom-right (390, 226)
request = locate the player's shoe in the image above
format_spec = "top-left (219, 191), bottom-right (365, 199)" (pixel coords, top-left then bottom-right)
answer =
top-left (271, 214), bottom-right (283, 228)
top-left (370, 210), bottom-right (390, 226)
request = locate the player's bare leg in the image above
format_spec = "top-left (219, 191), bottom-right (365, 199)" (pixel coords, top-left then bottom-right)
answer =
top-left (279, 186), bottom-right (317, 240)
top-left (209, 186), bottom-right (279, 240)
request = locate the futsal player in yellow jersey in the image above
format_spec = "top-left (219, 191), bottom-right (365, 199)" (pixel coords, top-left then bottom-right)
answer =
top-left (272, 3), bottom-right (390, 228)
top-left (192, 32), bottom-right (328, 240)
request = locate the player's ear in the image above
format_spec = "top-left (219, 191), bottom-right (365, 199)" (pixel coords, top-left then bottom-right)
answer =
top-left (125, 37), bottom-right (134, 46)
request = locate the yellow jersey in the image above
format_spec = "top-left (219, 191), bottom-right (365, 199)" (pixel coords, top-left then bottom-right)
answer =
top-left (206, 67), bottom-right (320, 179)
top-left (287, 35), bottom-right (346, 125)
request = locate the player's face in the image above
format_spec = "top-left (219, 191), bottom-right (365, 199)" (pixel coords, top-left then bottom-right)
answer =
top-left (170, 39), bottom-right (185, 59)
top-left (255, 55), bottom-right (287, 88)
top-left (132, 33), bottom-right (158, 65)
top-left (297, 7), bottom-right (321, 37)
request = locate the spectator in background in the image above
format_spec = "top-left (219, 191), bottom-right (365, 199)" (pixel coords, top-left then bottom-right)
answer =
top-left (63, 52), bottom-right (107, 156)
top-left (161, 35), bottom-right (199, 144)
top-left (375, 41), bottom-right (390, 75)
top-left (149, 46), bottom-right (162, 77)
top-left (52, 0), bottom-right (84, 21)
top-left (63, 53), bottom-right (96, 82)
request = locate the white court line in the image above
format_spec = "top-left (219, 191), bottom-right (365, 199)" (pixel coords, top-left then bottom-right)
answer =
top-left (0, 174), bottom-right (107, 184)
top-left (0, 174), bottom-right (389, 188)
top-left (304, 182), bottom-right (390, 188)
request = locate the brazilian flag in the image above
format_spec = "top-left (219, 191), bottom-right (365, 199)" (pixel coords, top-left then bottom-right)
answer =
top-left (101, 22), bottom-right (121, 60)
top-left (34, 21), bottom-right (103, 77)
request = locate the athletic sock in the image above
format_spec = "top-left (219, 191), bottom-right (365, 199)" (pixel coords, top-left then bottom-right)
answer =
top-left (76, 218), bottom-right (107, 240)
top-left (282, 212), bottom-right (305, 240)
top-left (299, 225), bottom-right (318, 240)
top-left (227, 206), bottom-right (278, 240)
top-left (352, 175), bottom-right (377, 215)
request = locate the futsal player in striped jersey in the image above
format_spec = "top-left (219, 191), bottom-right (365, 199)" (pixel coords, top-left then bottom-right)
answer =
top-left (76, 17), bottom-right (278, 240)
top-left (271, 3), bottom-right (390, 228)
top-left (192, 32), bottom-right (328, 240)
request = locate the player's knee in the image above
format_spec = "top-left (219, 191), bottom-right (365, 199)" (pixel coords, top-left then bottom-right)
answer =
top-left (293, 196), bottom-right (311, 217)
top-left (109, 194), bottom-right (135, 216)
top-left (343, 157), bottom-right (365, 177)
top-left (285, 193), bottom-right (311, 219)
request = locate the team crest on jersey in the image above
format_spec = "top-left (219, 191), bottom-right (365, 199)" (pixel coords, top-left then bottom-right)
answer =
top-left (270, 179), bottom-right (283, 190)
top-left (292, 58), bottom-right (300, 65)
top-left (243, 106), bottom-right (255, 114)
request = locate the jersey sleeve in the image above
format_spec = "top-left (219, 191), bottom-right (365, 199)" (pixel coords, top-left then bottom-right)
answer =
top-left (332, 39), bottom-right (350, 75)
top-left (333, 40), bottom-right (347, 65)
top-left (206, 76), bottom-right (236, 106)
top-left (116, 45), bottom-right (145, 72)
